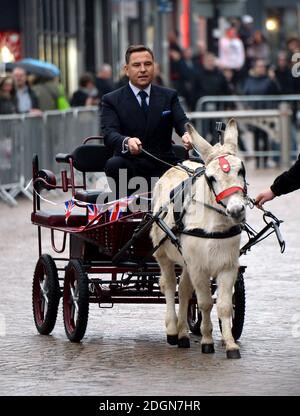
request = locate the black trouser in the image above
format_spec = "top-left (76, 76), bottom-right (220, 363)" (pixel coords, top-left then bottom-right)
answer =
top-left (253, 127), bottom-right (269, 168)
top-left (105, 155), bottom-right (173, 203)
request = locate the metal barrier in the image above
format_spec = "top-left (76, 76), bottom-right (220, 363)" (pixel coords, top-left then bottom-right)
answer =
top-left (196, 94), bottom-right (300, 113)
top-left (0, 104), bottom-right (293, 206)
top-left (186, 104), bottom-right (292, 168)
top-left (195, 94), bottom-right (300, 159)
top-left (0, 107), bottom-right (99, 205)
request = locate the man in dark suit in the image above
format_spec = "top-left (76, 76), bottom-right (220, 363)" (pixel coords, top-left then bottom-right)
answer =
top-left (101, 44), bottom-right (191, 199)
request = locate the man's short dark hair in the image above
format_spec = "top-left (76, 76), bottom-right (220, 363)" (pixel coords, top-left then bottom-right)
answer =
top-left (125, 45), bottom-right (154, 64)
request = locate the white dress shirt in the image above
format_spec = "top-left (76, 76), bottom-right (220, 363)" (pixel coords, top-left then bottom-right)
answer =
top-left (122, 82), bottom-right (152, 153)
top-left (128, 81), bottom-right (151, 106)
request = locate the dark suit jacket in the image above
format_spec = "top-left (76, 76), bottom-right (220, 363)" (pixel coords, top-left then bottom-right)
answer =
top-left (100, 84), bottom-right (188, 160)
top-left (271, 154), bottom-right (300, 196)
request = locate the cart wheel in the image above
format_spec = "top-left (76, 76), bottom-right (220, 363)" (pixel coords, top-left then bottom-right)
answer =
top-left (187, 279), bottom-right (217, 335)
top-left (219, 272), bottom-right (245, 341)
top-left (63, 260), bottom-right (89, 342)
top-left (187, 300), bottom-right (202, 335)
top-left (32, 254), bottom-right (61, 335)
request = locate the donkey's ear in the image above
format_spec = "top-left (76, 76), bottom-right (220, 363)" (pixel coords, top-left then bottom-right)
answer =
top-left (185, 123), bottom-right (212, 162)
top-left (224, 118), bottom-right (238, 154)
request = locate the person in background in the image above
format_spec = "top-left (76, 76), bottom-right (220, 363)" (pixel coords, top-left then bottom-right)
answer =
top-left (101, 44), bottom-right (191, 199)
top-left (196, 52), bottom-right (231, 142)
top-left (31, 76), bottom-right (60, 111)
top-left (238, 15), bottom-right (255, 51)
top-left (0, 75), bottom-right (17, 114)
top-left (11, 67), bottom-right (41, 114)
top-left (271, 51), bottom-right (294, 94)
top-left (243, 58), bottom-right (279, 168)
top-left (286, 37), bottom-right (300, 63)
top-left (95, 64), bottom-right (114, 100)
top-left (114, 67), bottom-right (129, 89)
top-left (246, 30), bottom-right (271, 68)
top-left (218, 26), bottom-right (245, 84)
top-left (270, 51), bottom-right (299, 160)
top-left (70, 73), bottom-right (99, 107)
top-left (153, 62), bottom-right (165, 86)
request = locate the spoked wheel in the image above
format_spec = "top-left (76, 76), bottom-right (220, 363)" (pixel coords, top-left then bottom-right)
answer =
top-left (187, 299), bottom-right (202, 335)
top-left (219, 271), bottom-right (246, 341)
top-left (63, 260), bottom-right (89, 342)
top-left (32, 254), bottom-right (61, 335)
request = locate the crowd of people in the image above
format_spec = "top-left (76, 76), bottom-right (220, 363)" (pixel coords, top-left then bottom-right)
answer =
top-left (1, 17), bottom-right (300, 116)
top-left (1, 16), bottom-right (300, 169)
top-left (168, 18), bottom-right (300, 112)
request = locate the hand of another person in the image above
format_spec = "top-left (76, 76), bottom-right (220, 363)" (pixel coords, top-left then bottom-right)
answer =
top-left (255, 188), bottom-right (276, 208)
top-left (182, 132), bottom-right (193, 151)
top-left (128, 137), bottom-right (142, 155)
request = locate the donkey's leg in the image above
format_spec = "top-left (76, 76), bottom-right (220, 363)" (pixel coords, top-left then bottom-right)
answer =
top-left (177, 268), bottom-right (194, 348)
top-left (190, 271), bottom-right (214, 353)
top-left (156, 252), bottom-right (178, 345)
top-left (217, 268), bottom-right (241, 359)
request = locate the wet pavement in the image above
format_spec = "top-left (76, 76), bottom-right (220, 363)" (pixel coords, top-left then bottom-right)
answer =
top-left (0, 167), bottom-right (299, 396)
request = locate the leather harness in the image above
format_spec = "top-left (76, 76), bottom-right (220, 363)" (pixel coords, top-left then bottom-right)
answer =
top-left (169, 159), bottom-right (244, 240)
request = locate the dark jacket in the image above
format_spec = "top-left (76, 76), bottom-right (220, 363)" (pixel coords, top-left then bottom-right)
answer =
top-left (0, 94), bottom-right (17, 114)
top-left (196, 67), bottom-right (231, 97)
top-left (100, 84), bottom-right (188, 159)
top-left (271, 155), bottom-right (300, 196)
top-left (243, 74), bottom-right (279, 96)
top-left (70, 90), bottom-right (88, 107)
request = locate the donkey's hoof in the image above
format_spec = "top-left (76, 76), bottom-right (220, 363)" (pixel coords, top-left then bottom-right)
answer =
top-left (167, 334), bottom-right (178, 345)
top-left (226, 349), bottom-right (241, 359)
top-left (178, 337), bottom-right (190, 348)
top-left (201, 343), bottom-right (215, 354)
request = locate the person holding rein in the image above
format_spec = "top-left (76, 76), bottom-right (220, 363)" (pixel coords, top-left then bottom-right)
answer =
top-left (101, 44), bottom-right (192, 199)
top-left (255, 156), bottom-right (300, 208)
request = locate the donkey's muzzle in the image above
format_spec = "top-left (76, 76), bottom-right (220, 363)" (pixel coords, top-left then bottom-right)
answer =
top-left (227, 205), bottom-right (245, 222)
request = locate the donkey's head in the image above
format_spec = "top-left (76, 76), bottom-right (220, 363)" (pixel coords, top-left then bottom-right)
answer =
top-left (186, 119), bottom-right (247, 223)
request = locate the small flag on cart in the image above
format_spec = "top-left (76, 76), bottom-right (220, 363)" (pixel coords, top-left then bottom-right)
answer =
top-left (87, 204), bottom-right (104, 225)
top-left (108, 196), bottom-right (135, 222)
top-left (64, 199), bottom-right (75, 223)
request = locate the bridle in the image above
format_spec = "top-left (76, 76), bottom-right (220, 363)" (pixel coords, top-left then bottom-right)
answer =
top-left (168, 153), bottom-right (248, 241)
top-left (204, 154), bottom-right (247, 210)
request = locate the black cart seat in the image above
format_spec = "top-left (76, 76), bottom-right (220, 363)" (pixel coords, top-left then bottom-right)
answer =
top-left (31, 211), bottom-right (87, 227)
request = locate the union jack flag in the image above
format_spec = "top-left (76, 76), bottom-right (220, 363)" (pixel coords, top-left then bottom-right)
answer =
top-left (87, 204), bottom-right (103, 225)
top-left (64, 199), bottom-right (75, 223)
top-left (108, 196), bottom-right (135, 222)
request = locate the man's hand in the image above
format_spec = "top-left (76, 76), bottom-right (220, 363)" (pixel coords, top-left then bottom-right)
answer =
top-left (127, 137), bottom-right (142, 155)
top-left (255, 188), bottom-right (276, 208)
top-left (182, 132), bottom-right (193, 151)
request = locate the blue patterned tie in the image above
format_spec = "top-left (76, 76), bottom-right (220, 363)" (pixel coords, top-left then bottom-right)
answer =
top-left (138, 90), bottom-right (148, 117)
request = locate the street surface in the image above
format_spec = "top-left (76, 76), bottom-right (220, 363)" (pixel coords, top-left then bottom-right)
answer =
top-left (0, 166), bottom-right (299, 396)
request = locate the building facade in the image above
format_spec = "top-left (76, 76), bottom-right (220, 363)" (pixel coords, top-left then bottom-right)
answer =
top-left (0, 0), bottom-right (299, 94)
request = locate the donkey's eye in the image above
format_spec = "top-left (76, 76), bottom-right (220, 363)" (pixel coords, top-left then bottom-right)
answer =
top-left (208, 176), bottom-right (216, 183)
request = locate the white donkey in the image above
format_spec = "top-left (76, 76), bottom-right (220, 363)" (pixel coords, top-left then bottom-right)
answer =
top-left (150, 119), bottom-right (247, 359)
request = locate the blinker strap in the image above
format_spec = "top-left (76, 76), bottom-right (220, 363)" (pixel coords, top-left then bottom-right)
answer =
top-left (216, 186), bottom-right (245, 203)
